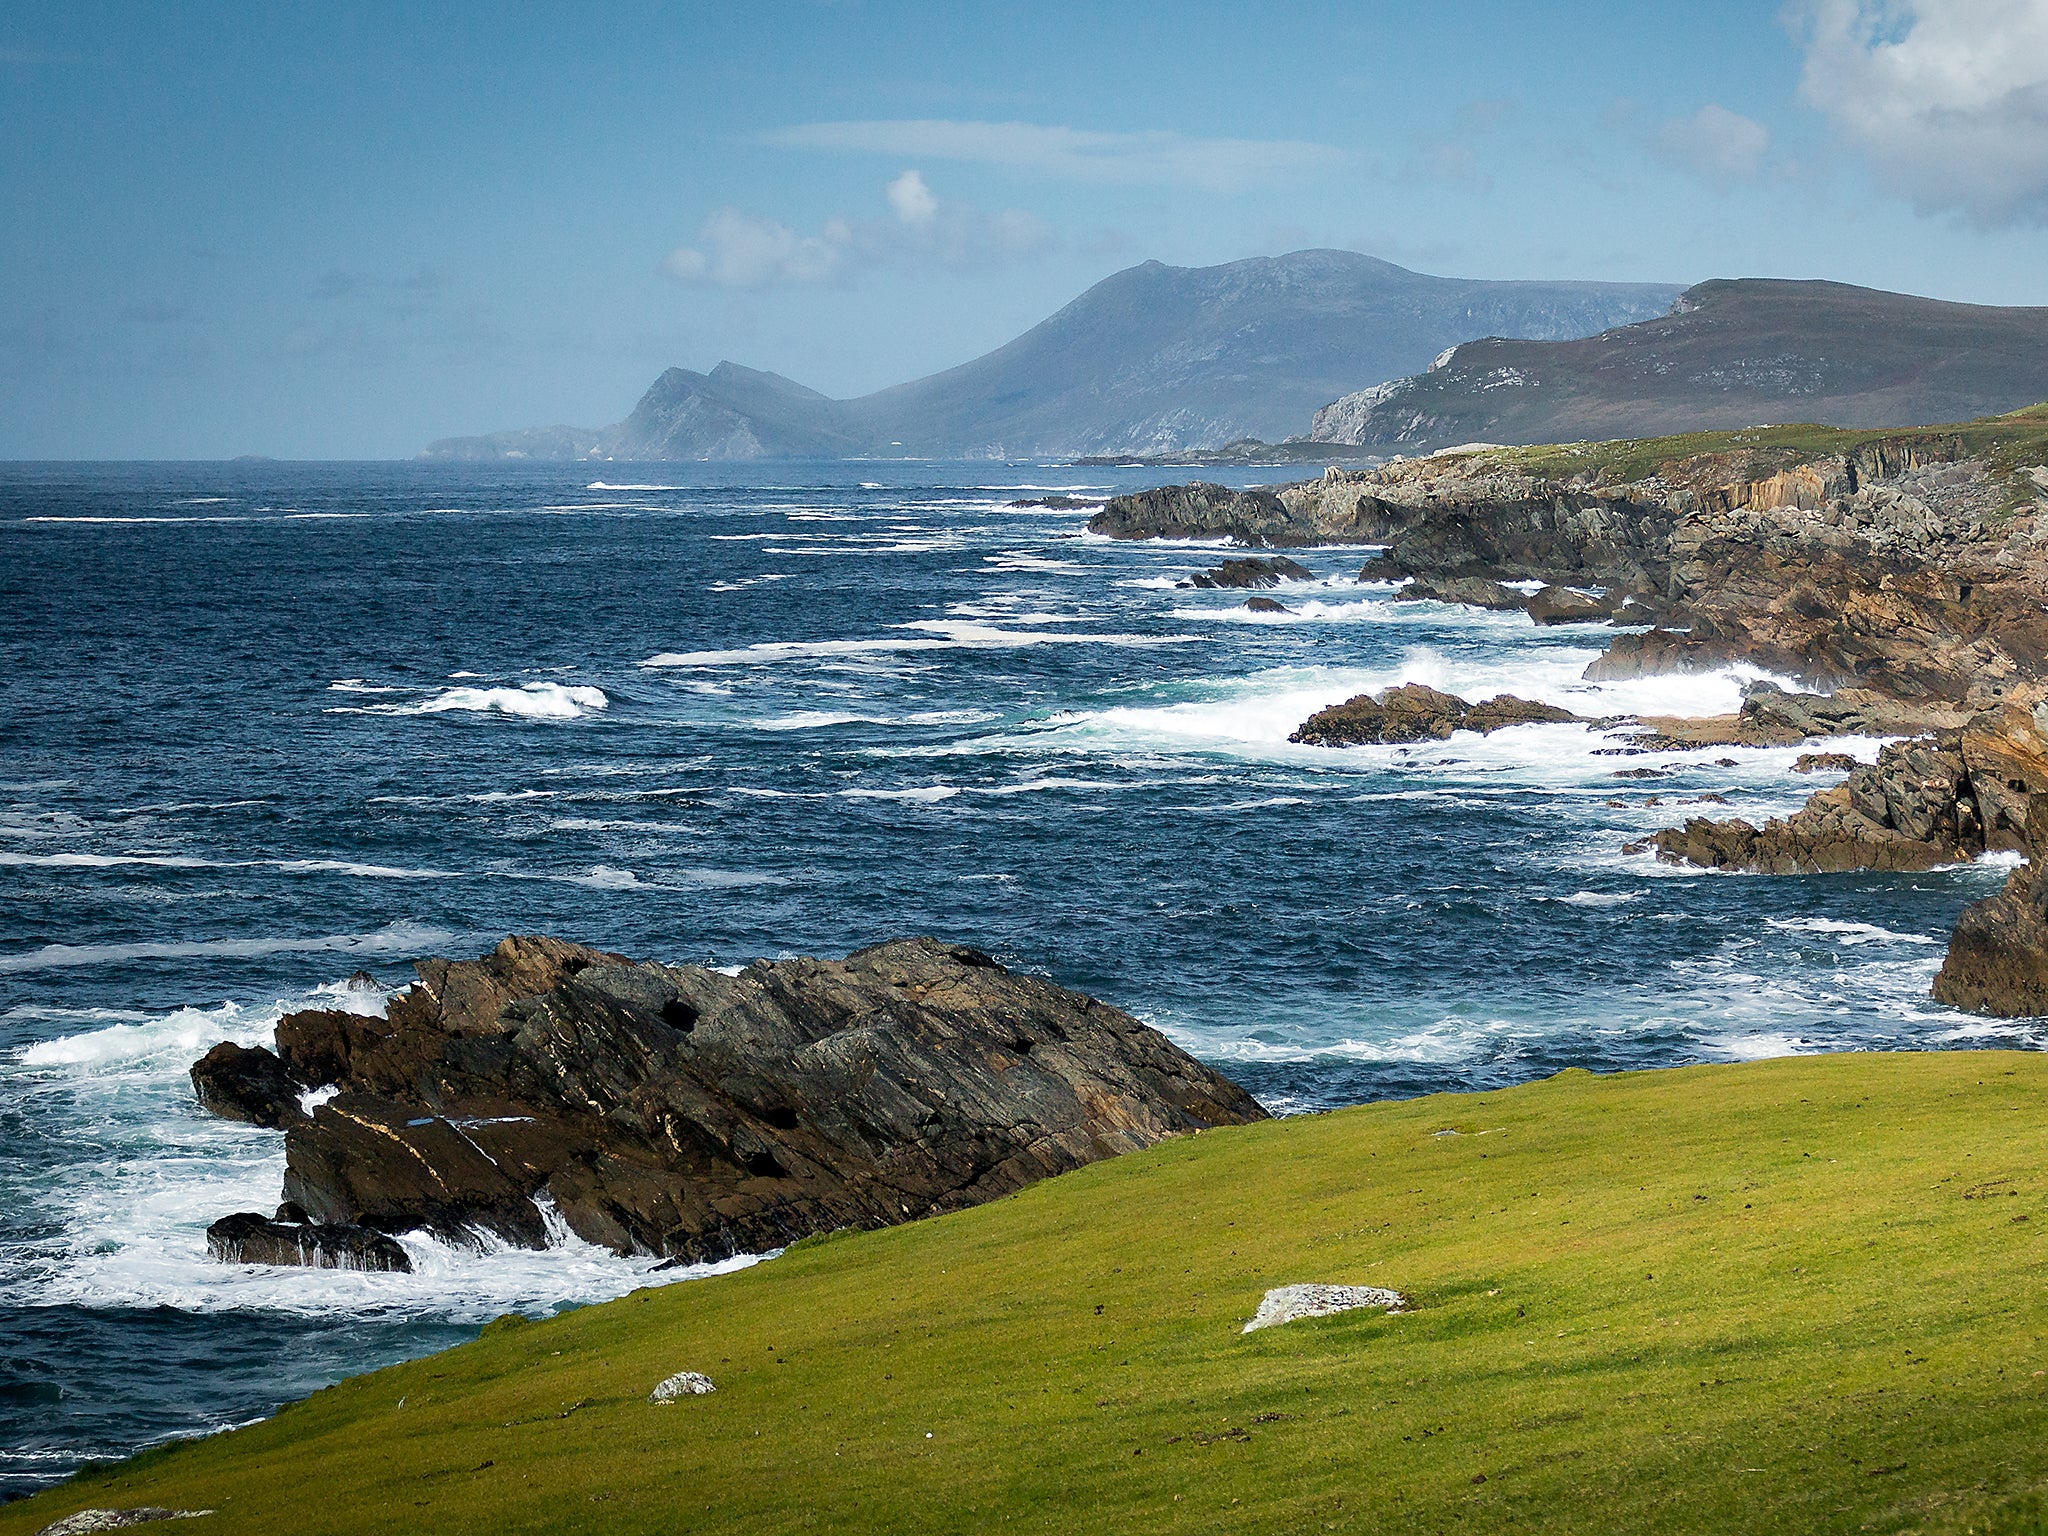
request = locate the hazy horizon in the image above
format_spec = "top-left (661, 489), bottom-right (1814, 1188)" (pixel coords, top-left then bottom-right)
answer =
top-left (5, 0), bottom-right (2048, 458)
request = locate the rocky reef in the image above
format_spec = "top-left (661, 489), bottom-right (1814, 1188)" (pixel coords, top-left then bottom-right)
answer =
top-left (1290, 684), bottom-right (1579, 746)
top-left (1098, 410), bottom-right (2048, 1019)
top-left (191, 936), bottom-right (1266, 1269)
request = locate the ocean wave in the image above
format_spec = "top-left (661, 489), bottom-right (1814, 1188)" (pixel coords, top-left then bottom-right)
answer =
top-left (645, 620), bottom-right (1203, 668)
top-left (0, 921), bottom-right (457, 976)
top-left (1765, 917), bottom-right (1939, 946)
top-left (586, 482), bottom-right (679, 491)
top-left (410, 683), bottom-right (609, 719)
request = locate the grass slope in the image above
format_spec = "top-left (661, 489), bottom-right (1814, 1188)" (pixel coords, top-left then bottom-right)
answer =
top-left (12, 1052), bottom-right (2048, 1535)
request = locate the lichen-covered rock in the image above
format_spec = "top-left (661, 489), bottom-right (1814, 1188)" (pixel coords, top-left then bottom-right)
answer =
top-left (197, 936), bottom-right (1266, 1265)
top-left (650, 1371), bottom-right (717, 1401)
top-left (1242, 1284), bottom-right (1407, 1333)
top-left (1291, 684), bottom-right (1579, 746)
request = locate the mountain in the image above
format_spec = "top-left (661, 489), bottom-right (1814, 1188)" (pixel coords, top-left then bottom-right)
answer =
top-left (1308, 278), bottom-right (2048, 453)
top-left (420, 251), bottom-right (1682, 461)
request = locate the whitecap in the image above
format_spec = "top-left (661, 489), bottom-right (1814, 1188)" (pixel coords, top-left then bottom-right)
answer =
top-left (1766, 917), bottom-right (1939, 946)
top-left (410, 683), bottom-right (609, 719)
top-left (0, 920), bottom-right (456, 976)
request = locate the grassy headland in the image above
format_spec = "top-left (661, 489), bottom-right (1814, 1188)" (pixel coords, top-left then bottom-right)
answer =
top-left (11, 1051), bottom-right (2048, 1534)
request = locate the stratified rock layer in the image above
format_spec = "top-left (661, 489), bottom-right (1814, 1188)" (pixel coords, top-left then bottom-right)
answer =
top-left (197, 936), bottom-right (1267, 1264)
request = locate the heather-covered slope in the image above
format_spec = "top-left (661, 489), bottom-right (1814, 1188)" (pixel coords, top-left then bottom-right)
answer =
top-left (1310, 279), bottom-right (2048, 453)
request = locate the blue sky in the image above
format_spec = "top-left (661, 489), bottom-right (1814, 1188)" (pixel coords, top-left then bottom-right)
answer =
top-left (4, 0), bottom-right (2047, 457)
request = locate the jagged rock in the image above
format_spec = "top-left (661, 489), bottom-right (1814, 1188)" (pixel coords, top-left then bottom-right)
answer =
top-left (1933, 867), bottom-right (2048, 1017)
top-left (1291, 684), bottom-right (1579, 746)
top-left (189, 1042), bottom-right (306, 1129)
top-left (1652, 738), bottom-right (1980, 873)
top-left (1244, 596), bottom-right (1288, 614)
top-left (1008, 495), bottom-right (1098, 509)
top-left (1181, 555), bottom-right (1312, 589)
top-left (1395, 574), bottom-right (1527, 610)
top-left (197, 937), bottom-right (1266, 1265)
top-left (1088, 483), bottom-right (1301, 546)
top-left (1795, 752), bottom-right (1858, 773)
top-left (1526, 585), bottom-right (1616, 625)
top-left (205, 1212), bottom-right (412, 1273)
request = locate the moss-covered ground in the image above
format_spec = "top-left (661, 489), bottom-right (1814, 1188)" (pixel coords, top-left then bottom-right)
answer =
top-left (11, 1051), bottom-right (2048, 1535)
top-left (1469, 401), bottom-right (2048, 501)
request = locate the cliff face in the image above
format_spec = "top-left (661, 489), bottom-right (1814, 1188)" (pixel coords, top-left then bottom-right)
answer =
top-left (1308, 279), bottom-right (2048, 453)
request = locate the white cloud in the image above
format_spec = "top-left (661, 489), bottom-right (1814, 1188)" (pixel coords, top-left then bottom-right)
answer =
top-left (1655, 103), bottom-right (1773, 189)
top-left (761, 119), bottom-right (1344, 193)
top-left (885, 169), bottom-right (938, 224)
top-left (660, 208), bottom-right (852, 287)
top-left (661, 174), bottom-right (1055, 290)
top-left (1793, 0), bottom-right (2048, 225)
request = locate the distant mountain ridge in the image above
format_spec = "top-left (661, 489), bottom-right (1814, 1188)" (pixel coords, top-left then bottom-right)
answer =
top-left (421, 251), bottom-right (1682, 461)
top-left (1308, 278), bottom-right (2048, 452)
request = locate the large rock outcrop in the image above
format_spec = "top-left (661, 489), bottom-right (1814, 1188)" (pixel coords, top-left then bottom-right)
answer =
top-left (1089, 483), bottom-right (1300, 545)
top-left (194, 936), bottom-right (1266, 1266)
top-left (1290, 684), bottom-right (1579, 747)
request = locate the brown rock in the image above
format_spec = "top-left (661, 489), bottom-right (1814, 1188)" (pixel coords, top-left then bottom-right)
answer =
top-left (1794, 752), bottom-right (1858, 773)
top-left (1244, 596), bottom-right (1288, 613)
top-left (200, 937), bottom-right (1267, 1265)
top-left (1527, 585), bottom-right (1616, 625)
top-left (1291, 683), bottom-right (1579, 746)
top-left (205, 1211), bottom-right (413, 1272)
top-left (189, 1042), bottom-right (306, 1129)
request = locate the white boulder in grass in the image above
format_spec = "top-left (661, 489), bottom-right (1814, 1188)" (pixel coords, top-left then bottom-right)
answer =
top-left (650, 1371), bottom-right (717, 1402)
top-left (1243, 1284), bottom-right (1407, 1333)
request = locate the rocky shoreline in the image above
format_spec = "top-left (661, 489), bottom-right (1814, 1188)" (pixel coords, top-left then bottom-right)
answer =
top-left (1094, 411), bottom-right (2048, 1017)
top-left (190, 936), bottom-right (1265, 1270)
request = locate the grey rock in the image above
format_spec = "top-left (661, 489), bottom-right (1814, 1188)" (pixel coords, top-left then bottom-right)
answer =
top-left (1243, 1284), bottom-right (1407, 1333)
top-left (205, 1212), bottom-right (413, 1273)
top-left (650, 1371), bottom-right (717, 1401)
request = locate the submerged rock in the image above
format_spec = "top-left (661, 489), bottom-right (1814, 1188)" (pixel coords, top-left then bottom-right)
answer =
top-left (1291, 683), bottom-right (1579, 746)
top-left (205, 1212), bottom-right (413, 1272)
top-left (189, 1042), bottom-right (306, 1129)
top-left (195, 936), bottom-right (1266, 1265)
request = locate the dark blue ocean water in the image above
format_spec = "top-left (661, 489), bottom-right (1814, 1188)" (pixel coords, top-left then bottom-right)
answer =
top-left (0, 460), bottom-right (2035, 1497)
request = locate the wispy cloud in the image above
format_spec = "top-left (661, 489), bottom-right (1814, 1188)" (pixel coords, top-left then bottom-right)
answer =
top-left (1654, 103), bottom-right (1774, 190)
top-left (1792, 0), bottom-right (2048, 226)
top-left (762, 119), bottom-right (1344, 193)
top-left (661, 173), bottom-right (1055, 290)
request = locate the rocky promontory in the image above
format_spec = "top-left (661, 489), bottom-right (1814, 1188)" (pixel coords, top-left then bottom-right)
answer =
top-left (192, 936), bottom-right (1266, 1269)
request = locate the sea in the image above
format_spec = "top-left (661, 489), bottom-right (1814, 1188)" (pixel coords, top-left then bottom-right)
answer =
top-left (0, 458), bottom-right (2037, 1498)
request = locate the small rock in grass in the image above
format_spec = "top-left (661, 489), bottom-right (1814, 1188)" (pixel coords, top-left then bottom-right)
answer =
top-left (650, 1371), bottom-right (717, 1402)
top-left (1242, 1284), bottom-right (1406, 1333)
top-left (37, 1512), bottom-right (210, 1535)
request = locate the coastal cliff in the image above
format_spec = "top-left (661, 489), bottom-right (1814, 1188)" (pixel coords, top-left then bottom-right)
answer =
top-left (1092, 408), bottom-right (2048, 1017)
top-left (191, 935), bottom-right (1265, 1268)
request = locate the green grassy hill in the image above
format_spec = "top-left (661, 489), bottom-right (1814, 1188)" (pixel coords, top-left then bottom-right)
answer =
top-left (13, 1052), bottom-right (2048, 1535)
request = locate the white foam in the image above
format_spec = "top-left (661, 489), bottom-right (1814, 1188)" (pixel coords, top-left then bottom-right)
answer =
top-left (839, 785), bottom-right (960, 803)
top-left (0, 921), bottom-right (455, 976)
top-left (1766, 917), bottom-right (1938, 946)
top-left (410, 683), bottom-right (609, 719)
top-left (587, 482), bottom-right (679, 491)
top-left (645, 621), bottom-right (1202, 668)
top-left (2, 981), bottom-right (769, 1319)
